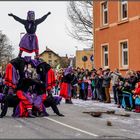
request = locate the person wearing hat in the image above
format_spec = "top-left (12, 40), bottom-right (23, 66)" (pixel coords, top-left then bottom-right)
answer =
top-left (60, 66), bottom-right (74, 104)
top-left (31, 58), bottom-right (56, 94)
top-left (30, 59), bottom-right (64, 116)
top-left (1, 56), bottom-right (34, 118)
top-left (8, 11), bottom-right (51, 58)
top-left (3, 56), bottom-right (32, 96)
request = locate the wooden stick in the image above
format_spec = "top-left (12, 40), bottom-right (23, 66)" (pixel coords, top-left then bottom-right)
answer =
top-left (83, 111), bottom-right (130, 117)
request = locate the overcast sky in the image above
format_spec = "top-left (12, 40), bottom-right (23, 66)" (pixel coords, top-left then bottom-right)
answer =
top-left (0, 1), bottom-right (88, 58)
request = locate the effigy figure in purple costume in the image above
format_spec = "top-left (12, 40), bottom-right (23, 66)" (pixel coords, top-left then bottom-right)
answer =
top-left (8, 11), bottom-right (51, 58)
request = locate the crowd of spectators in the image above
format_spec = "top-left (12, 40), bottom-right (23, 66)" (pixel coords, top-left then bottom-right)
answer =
top-left (55, 67), bottom-right (140, 112)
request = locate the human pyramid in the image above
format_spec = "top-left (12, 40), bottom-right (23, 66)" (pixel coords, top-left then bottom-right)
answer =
top-left (0, 11), bottom-right (64, 118)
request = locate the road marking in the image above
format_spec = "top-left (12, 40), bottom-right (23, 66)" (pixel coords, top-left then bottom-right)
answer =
top-left (44, 117), bottom-right (98, 137)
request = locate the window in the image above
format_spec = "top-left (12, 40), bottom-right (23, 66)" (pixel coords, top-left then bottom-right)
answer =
top-left (120, 0), bottom-right (128, 20)
top-left (54, 60), bottom-right (57, 64)
top-left (102, 45), bottom-right (108, 67)
top-left (48, 52), bottom-right (52, 59)
top-left (101, 1), bottom-right (108, 25)
top-left (120, 41), bottom-right (128, 67)
top-left (48, 60), bottom-right (52, 65)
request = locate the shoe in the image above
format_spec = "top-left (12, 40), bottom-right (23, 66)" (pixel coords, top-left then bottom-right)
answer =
top-left (117, 105), bottom-right (120, 108)
top-left (105, 101), bottom-right (111, 103)
top-left (58, 113), bottom-right (65, 117)
top-left (125, 107), bottom-right (132, 111)
top-left (67, 101), bottom-right (73, 104)
top-left (0, 115), bottom-right (4, 118)
top-left (99, 100), bottom-right (103, 102)
top-left (65, 99), bottom-right (73, 104)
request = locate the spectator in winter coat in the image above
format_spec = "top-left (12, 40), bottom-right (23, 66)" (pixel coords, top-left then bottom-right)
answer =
top-left (102, 69), bottom-right (111, 103)
top-left (94, 69), bottom-right (103, 102)
top-left (111, 68), bottom-right (122, 104)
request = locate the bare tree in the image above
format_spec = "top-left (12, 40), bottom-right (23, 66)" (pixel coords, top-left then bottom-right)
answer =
top-left (0, 32), bottom-right (14, 65)
top-left (59, 57), bottom-right (70, 68)
top-left (67, 1), bottom-right (93, 46)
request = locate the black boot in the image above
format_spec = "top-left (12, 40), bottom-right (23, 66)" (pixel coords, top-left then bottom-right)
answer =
top-left (49, 100), bottom-right (64, 117)
top-left (65, 99), bottom-right (73, 104)
top-left (58, 113), bottom-right (65, 117)
top-left (68, 100), bottom-right (73, 104)
top-left (0, 97), bottom-right (8, 118)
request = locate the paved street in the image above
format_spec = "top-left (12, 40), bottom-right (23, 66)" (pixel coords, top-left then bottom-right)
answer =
top-left (0, 98), bottom-right (140, 139)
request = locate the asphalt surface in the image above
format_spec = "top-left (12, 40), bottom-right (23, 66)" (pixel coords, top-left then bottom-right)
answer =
top-left (0, 98), bottom-right (140, 139)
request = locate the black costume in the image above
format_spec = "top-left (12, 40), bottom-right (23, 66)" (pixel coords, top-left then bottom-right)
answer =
top-left (0, 78), bottom-right (64, 117)
top-left (8, 11), bottom-right (51, 57)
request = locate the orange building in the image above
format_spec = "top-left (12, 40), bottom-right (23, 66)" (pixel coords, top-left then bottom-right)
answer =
top-left (94, 1), bottom-right (140, 73)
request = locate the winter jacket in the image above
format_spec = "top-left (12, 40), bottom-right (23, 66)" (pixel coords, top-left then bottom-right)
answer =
top-left (102, 73), bottom-right (111, 88)
top-left (111, 72), bottom-right (121, 86)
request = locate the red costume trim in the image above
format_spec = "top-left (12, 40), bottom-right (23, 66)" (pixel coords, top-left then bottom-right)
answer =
top-left (4, 63), bottom-right (16, 89)
top-left (16, 90), bottom-right (32, 117)
top-left (20, 47), bottom-right (39, 53)
top-left (46, 68), bottom-right (56, 91)
top-left (60, 82), bottom-right (71, 99)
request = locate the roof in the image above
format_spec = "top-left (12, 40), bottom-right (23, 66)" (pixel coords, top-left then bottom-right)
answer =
top-left (40, 47), bottom-right (61, 58)
top-left (46, 47), bottom-right (53, 52)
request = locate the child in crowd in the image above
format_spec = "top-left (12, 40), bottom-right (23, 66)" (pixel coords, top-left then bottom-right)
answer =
top-left (87, 76), bottom-right (92, 100)
top-left (132, 82), bottom-right (140, 113)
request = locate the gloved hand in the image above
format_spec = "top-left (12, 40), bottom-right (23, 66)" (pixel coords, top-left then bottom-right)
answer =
top-left (47, 12), bottom-right (51, 16)
top-left (8, 13), bottom-right (13, 17)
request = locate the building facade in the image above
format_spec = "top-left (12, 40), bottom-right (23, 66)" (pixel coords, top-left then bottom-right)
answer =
top-left (94, 1), bottom-right (140, 73)
top-left (40, 47), bottom-right (70, 68)
top-left (76, 48), bottom-right (93, 70)
top-left (39, 47), bottom-right (61, 68)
